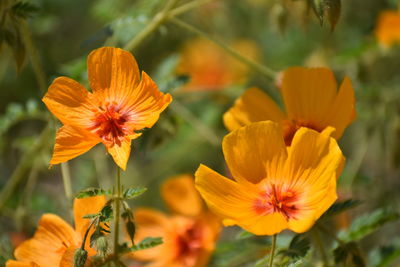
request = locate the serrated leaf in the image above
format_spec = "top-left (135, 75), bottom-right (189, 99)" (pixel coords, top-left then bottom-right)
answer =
top-left (322, 199), bottom-right (361, 218)
top-left (99, 205), bottom-right (113, 223)
top-left (334, 242), bottom-right (366, 267)
top-left (341, 209), bottom-right (400, 242)
top-left (279, 234), bottom-right (310, 260)
top-left (128, 237), bottom-right (163, 252)
top-left (76, 187), bottom-right (110, 198)
top-left (324, 0), bottom-right (341, 31)
top-left (82, 213), bottom-right (99, 219)
top-left (123, 187), bottom-right (147, 199)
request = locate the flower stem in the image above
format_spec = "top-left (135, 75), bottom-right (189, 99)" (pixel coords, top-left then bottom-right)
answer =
top-left (268, 234), bottom-right (277, 267)
top-left (312, 228), bottom-right (330, 267)
top-left (61, 162), bottom-right (73, 202)
top-left (113, 166), bottom-right (122, 259)
top-left (169, 17), bottom-right (277, 81)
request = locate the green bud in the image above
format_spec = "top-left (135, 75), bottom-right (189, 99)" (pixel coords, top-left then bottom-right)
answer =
top-left (73, 248), bottom-right (88, 267)
top-left (95, 236), bottom-right (109, 257)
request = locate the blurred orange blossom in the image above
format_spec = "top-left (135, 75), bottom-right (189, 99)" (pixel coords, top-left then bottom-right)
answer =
top-left (6, 196), bottom-right (107, 267)
top-left (375, 10), bottom-right (400, 48)
top-left (195, 121), bottom-right (344, 236)
top-left (131, 175), bottom-right (221, 267)
top-left (43, 47), bottom-right (172, 170)
top-left (177, 38), bottom-right (259, 91)
top-left (224, 67), bottom-right (356, 145)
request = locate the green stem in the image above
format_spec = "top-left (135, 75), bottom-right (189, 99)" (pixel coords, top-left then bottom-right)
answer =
top-left (312, 228), bottom-right (330, 267)
top-left (113, 167), bottom-right (122, 260)
top-left (169, 0), bottom-right (215, 17)
top-left (123, 0), bottom-right (180, 51)
top-left (268, 234), bottom-right (277, 267)
top-left (169, 17), bottom-right (277, 81)
top-left (61, 162), bottom-right (73, 202)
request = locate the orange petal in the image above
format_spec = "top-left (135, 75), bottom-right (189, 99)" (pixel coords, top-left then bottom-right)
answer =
top-left (222, 121), bottom-right (287, 184)
top-left (106, 138), bottom-right (132, 170)
top-left (223, 87), bottom-right (286, 131)
top-left (281, 67), bottom-right (338, 130)
top-left (123, 71), bottom-right (172, 130)
top-left (161, 175), bottom-right (203, 217)
top-left (14, 214), bottom-right (78, 267)
top-left (6, 261), bottom-right (41, 267)
top-left (50, 125), bottom-right (100, 166)
top-left (374, 11), bottom-right (400, 48)
top-left (284, 128), bottom-right (344, 233)
top-left (324, 76), bottom-right (356, 139)
top-left (42, 77), bottom-right (95, 128)
top-left (73, 196), bottom-right (107, 245)
top-left (87, 47), bottom-right (140, 93)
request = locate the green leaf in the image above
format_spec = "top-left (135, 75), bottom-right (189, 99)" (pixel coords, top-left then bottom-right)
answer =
top-left (99, 205), bottom-right (113, 223)
top-left (341, 209), bottom-right (400, 242)
top-left (322, 199), bottom-right (361, 218)
top-left (334, 242), bottom-right (366, 267)
top-left (279, 234), bottom-right (310, 260)
top-left (11, 2), bottom-right (39, 19)
top-left (125, 220), bottom-right (136, 245)
top-left (76, 188), bottom-right (110, 198)
top-left (324, 0), bottom-right (341, 31)
top-left (82, 213), bottom-right (99, 219)
top-left (123, 187), bottom-right (147, 199)
top-left (128, 237), bottom-right (163, 252)
top-left (235, 230), bottom-right (254, 240)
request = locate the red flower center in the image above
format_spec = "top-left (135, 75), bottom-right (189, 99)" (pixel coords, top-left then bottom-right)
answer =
top-left (89, 102), bottom-right (130, 147)
top-left (175, 222), bottom-right (204, 266)
top-left (254, 184), bottom-right (299, 220)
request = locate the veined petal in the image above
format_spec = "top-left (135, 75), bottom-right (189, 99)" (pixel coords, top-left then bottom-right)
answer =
top-left (324, 77), bottom-right (356, 139)
top-left (106, 138), bottom-right (131, 170)
top-left (161, 175), bottom-right (203, 217)
top-left (42, 77), bottom-right (96, 128)
top-left (50, 125), bottom-right (100, 166)
top-left (222, 121), bottom-right (287, 184)
top-left (281, 67), bottom-right (337, 129)
top-left (73, 196), bottom-right (107, 246)
top-left (123, 71), bottom-right (172, 130)
top-left (87, 47), bottom-right (140, 95)
top-left (6, 261), bottom-right (41, 267)
top-left (223, 87), bottom-right (286, 131)
top-left (14, 214), bottom-right (78, 267)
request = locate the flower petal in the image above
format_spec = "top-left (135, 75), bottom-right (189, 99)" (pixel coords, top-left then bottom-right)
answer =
top-left (222, 121), bottom-right (287, 184)
top-left (281, 67), bottom-right (338, 129)
top-left (123, 71), bottom-right (172, 130)
top-left (106, 138), bottom-right (132, 170)
top-left (42, 77), bottom-right (95, 128)
top-left (87, 47), bottom-right (140, 94)
top-left (14, 214), bottom-right (78, 267)
top-left (284, 128), bottom-right (344, 232)
top-left (50, 125), bottom-right (100, 166)
top-left (374, 11), bottom-right (400, 48)
top-left (324, 76), bottom-right (356, 139)
top-left (6, 261), bottom-right (40, 267)
top-left (223, 87), bottom-right (286, 131)
top-left (161, 175), bottom-right (203, 217)
top-left (73, 196), bottom-right (107, 244)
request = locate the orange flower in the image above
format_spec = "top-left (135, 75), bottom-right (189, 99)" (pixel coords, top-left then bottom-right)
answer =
top-left (131, 175), bottom-right (221, 267)
top-left (195, 121), bottom-right (344, 236)
top-left (375, 10), bottom-right (400, 48)
top-left (43, 47), bottom-right (172, 170)
top-left (224, 67), bottom-right (356, 145)
top-left (177, 38), bottom-right (259, 91)
top-left (6, 196), bottom-right (107, 267)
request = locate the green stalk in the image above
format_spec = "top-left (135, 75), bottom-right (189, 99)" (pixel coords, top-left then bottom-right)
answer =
top-left (113, 167), bottom-right (122, 261)
top-left (268, 234), bottom-right (277, 267)
top-left (61, 162), bottom-right (73, 202)
top-left (312, 228), bottom-right (330, 267)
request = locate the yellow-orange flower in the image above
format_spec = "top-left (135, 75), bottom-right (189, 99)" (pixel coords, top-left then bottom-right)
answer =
top-left (223, 67), bottom-right (356, 145)
top-left (177, 38), bottom-right (259, 91)
top-left (43, 47), bottom-right (172, 170)
top-left (6, 196), bottom-right (107, 267)
top-left (195, 121), bottom-right (344, 236)
top-left (131, 175), bottom-right (221, 267)
top-left (375, 10), bottom-right (400, 48)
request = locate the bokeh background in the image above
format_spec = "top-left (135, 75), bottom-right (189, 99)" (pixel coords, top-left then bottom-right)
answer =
top-left (1, 0), bottom-right (400, 266)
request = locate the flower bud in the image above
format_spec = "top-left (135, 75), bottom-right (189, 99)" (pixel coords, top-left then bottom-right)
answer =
top-left (73, 248), bottom-right (88, 267)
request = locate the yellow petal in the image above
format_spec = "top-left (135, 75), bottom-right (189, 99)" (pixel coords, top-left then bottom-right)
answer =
top-left (50, 125), bottom-right (100, 166)
top-left (222, 121), bottom-right (287, 184)
top-left (42, 77), bottom-right (95, 128)
top-left (6, 261), bottom-right (41, 267)
top-left (14, 214), bottom-right (78, 267)
top-left (374, 11), bottom-right (400, 47)
top-left (284, 128), bottom-right (344, 232)
top-left (73, 196), bottom-right (107, 245)
top-left (223, 87), bottom-right (286, 131)
top-left (161, 174), bottom-right (203, 217)
top-left (106, 138), bottom-right (132, 170)
top-left (87, 47), bottom-right (140, 94)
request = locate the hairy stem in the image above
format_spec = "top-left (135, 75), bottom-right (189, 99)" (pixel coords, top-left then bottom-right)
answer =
top-left (268, 234), bottom-right (277, 267)
top-left (113, 167), bottom-right (122, 260)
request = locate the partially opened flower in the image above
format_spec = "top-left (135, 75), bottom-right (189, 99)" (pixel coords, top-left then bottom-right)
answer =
top-left (43, 47), bottom-right (172, 170)
top-left (195, 121), bottom-right (344, 236)
top-left (6, 196), bottom-right (107, 267)
top-left (375, 10), bottom-right (400, 48)
top-left (131, 175), bottom-right (221, 267)
top-left (223, 67), bottom-right (356, 145)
